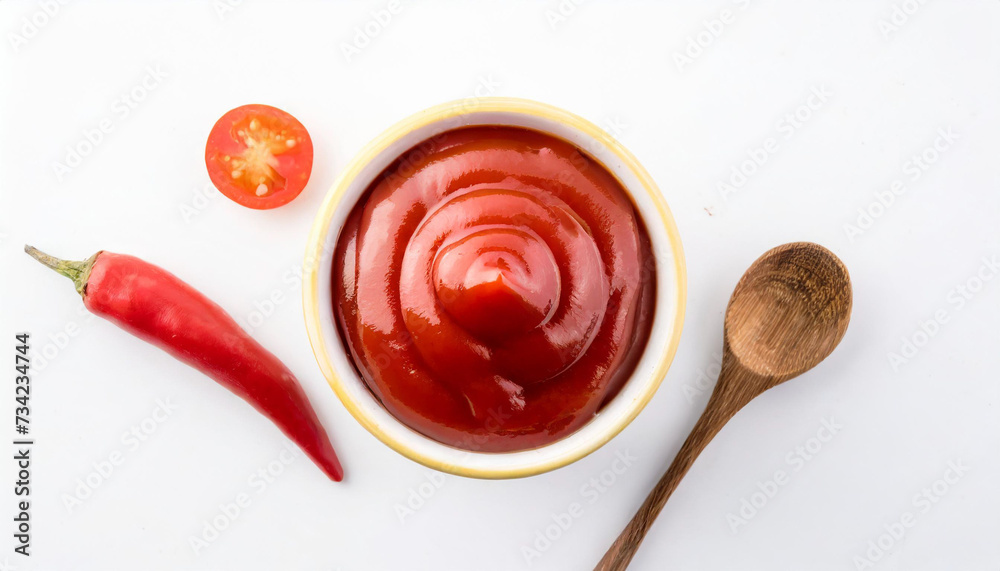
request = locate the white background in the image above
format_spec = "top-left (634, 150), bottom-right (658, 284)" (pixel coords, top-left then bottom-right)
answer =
top-left (1, 1), bottom-right (998, 570)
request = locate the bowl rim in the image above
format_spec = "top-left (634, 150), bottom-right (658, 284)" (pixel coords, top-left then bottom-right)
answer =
top-left (302, 97), bottom-right (686, 478)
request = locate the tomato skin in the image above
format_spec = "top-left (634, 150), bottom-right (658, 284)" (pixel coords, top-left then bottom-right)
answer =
top-left (205, 104), bottom-right (313, 210)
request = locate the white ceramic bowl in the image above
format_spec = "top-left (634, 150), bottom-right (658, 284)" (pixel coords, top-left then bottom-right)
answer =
top-left (303, 97), bottom-right (686, 479)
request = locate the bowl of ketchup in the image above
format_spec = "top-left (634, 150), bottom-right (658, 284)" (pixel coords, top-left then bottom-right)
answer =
top-left (304, 98), bottom-right (685, 478)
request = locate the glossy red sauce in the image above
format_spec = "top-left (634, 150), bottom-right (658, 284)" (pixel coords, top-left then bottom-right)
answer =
top-left (334, 126), bottom-right (655, 452)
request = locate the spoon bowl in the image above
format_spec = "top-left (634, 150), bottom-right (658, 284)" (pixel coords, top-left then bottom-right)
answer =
top-left (595, 242), bottom-right (852, 571)
top-left (726, 242), bottom-right (852, 380)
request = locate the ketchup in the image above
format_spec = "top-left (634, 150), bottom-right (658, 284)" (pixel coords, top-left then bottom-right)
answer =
top-left (334, 126), bottom-right (654, 452)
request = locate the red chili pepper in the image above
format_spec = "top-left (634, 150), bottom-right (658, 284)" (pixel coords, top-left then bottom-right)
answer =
top-left (25, 245), bottom-right (343, 482)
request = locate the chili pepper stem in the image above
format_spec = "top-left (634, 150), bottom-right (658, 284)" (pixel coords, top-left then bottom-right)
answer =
top-left (24, 245), bottom-right (100, 296)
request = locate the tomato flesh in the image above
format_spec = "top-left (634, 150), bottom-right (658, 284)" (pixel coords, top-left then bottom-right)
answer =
top-left (205, 104), bottom-right (313, 209)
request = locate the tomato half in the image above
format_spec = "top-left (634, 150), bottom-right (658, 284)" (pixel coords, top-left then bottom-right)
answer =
top-left (205, 104), bottom-right (313, 209)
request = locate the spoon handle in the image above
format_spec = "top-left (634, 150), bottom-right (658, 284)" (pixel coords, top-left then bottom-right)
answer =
top-left (594, 359), bottom-right (758, 571)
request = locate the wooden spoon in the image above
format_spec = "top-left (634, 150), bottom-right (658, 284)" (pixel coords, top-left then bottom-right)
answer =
top-left (595, 242), bottom-right (852, 571)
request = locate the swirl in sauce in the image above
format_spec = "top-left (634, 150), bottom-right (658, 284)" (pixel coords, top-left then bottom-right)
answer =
top-left (334, 126), bottom-right (654, 451)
